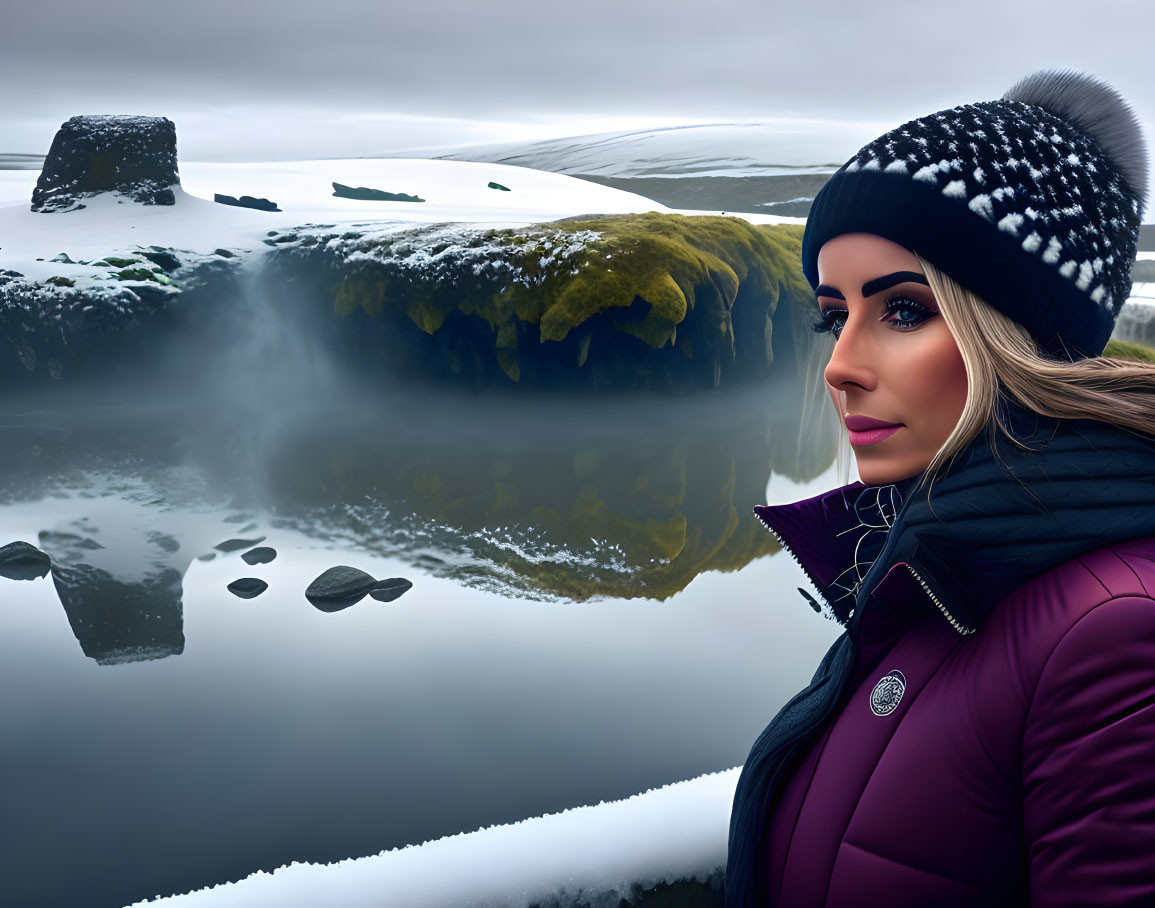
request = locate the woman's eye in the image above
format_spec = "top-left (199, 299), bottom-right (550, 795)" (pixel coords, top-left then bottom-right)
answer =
top-left (883, 295), bottom-right (936, 329)
top-left (811, 308), bottom-right (848, 338)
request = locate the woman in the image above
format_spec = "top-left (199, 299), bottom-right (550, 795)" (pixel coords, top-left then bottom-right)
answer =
top-left (726, 69), bottom-right (1155, 907)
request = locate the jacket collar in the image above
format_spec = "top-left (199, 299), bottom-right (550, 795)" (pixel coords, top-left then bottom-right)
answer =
top-left (755, 403), bottom-right (1155, 637)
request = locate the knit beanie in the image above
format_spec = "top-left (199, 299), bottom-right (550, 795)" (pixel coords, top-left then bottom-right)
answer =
top-left (801, 69), bottom-right (1149, 360)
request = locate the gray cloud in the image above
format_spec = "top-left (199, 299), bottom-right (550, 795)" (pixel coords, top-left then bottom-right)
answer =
top-left (4, 0), bottom-right (1155, 158)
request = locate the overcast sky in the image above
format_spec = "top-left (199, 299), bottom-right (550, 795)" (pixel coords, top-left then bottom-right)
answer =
top-left (4, 0), bottom-right (1155, 161)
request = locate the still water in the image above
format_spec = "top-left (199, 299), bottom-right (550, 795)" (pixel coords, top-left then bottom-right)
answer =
top-left (1, 342), bottom-right (845, 906)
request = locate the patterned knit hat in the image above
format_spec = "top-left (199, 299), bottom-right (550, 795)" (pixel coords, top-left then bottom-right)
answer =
top-left (801, 69), bottom-right (1149, 360)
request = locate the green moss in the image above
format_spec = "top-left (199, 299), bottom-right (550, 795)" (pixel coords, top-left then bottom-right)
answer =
top-left (103, 257), bottom-right (140, 267)
top-left (325, 213), bottom-right (810, 388)
top-left (334, 277), bottom-right (386, 318)
top-left (1103, 338), bottom-right (1155, 364)
top-left (45, 275), bottom-right (76, 287)
top-left (117, 268), bottom-right (161, 282)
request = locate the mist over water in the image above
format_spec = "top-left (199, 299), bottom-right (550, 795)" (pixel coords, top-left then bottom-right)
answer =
top-left (0, 258), bottom-right (842, 908)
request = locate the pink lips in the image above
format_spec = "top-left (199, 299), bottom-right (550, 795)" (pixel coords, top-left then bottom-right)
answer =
top-left (845, 414), bottom-right (905, 446)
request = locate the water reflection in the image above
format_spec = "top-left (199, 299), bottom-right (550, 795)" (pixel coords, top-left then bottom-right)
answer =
top-left (0, 327), bottom-right (844, 908)
top-left (0, 329), bottom-right (837, 666)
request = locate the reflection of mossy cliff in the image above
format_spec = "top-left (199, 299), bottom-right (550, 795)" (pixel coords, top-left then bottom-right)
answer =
top-left (270, 214), bottom-right (815, 391)
top-left (266, 381), bottom-right (838, 602)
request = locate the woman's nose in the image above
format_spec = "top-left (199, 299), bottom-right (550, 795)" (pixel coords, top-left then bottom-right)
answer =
top-left (823, 314), bottom-right (877, 392)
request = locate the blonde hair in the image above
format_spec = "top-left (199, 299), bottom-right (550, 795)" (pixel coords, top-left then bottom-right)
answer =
top-left (909, 252), bottom-right (1155, 490)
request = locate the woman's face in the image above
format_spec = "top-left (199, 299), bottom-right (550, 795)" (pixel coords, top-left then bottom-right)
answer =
top-left (815, 233), bottom-right (968, 486)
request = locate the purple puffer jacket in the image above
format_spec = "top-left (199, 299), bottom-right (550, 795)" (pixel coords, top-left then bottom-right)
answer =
top-left (754, 496), bottom-right (1155, 906)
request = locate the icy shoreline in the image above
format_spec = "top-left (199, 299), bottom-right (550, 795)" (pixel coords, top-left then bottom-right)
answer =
top-left (129, 768), bottom-right (738, 907)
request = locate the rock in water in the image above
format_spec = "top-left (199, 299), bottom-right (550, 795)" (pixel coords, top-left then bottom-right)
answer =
top-left (0, 540), bottom-right (51, 580)
top-left (369, 578), bottom-right (413, 602)
top-left (305, 565), bottom-right (378, 612)
top-left (227, 577), bottom-right (268, 599)
top-left (31, 115), bottom-right (179, 213)
top-left (214, 536), bottom-right (266, 553)
top-left (241, 546), bottom-right (277, 565)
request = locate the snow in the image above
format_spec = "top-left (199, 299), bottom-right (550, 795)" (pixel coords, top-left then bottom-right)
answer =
top-left (128, 767), bottom-right (739, 907)
top-left (0, 157), bottom-right (801, 289)
top-left (424, 121), bottom-right (889, 178)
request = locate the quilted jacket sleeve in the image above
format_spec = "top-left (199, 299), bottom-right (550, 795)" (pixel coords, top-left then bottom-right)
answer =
top-left (1022, 595), bottom-right (1155, 905)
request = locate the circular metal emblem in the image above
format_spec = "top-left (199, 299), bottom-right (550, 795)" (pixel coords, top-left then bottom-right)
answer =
top-left (869, 669), bottom-right (907, 717)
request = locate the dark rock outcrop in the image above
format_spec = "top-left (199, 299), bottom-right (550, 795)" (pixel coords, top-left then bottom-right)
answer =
top-left (140, 248), bottom-right (181, 271)
top-left (32, 115), bottom-right (179, 213)
top-left (241, 546), bottom-right (276, 565)
top-left (0, 250), bottom-right (238, 386)
top-left (332, 182), bottom-right (424, 203)
top-left (214, 193), bottom-right (281, 212)
top-left (0, 540), bottom-right (51, 580)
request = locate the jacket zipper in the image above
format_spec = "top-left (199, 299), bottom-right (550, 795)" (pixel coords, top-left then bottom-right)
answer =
top-left (754, 508), bottom-right (828, 607)
top-left (903, 562), bottom-right (975, 636)
top-left (754, 506), bottom-right (976, 636)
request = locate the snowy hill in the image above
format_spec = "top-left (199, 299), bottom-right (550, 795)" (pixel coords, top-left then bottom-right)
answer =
top-left (418, 121), bottom-right (883, 179)
top-left (404, 121), bottom-right (886, 218)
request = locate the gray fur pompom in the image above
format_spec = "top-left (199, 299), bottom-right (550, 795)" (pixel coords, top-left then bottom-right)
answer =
top-left (1002, 68), bottom-right (1149, 205)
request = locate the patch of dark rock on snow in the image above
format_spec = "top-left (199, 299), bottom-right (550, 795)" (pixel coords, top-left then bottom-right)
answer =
top-left (369, 578), bottom-right (413, 602)
top-left (213, 248), bottom-right (236, 258)
top-left (332, 182), bottom-right (424, 203)
top-left (487, 181), bottom-right (510, 191)
top-left (241, 546), bottom-right (276, 565)
top-left (228, 577), bottom-right (268, 599)
top-left (32, 115), bottom-right (179, 213)
top-left (214, 193), bottom-right (281, 212)
top-left (140, 248), bottom-right (181, 271)
top-left (306, 565), bottom-right (379, 612)
top-left (0, 541), bottom-right (51, 580)
top-left (214, 536), bottom-right (266, 553)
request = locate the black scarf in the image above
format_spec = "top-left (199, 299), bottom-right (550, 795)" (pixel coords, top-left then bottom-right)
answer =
top-left (725, 405), bottom-right (1155, 907)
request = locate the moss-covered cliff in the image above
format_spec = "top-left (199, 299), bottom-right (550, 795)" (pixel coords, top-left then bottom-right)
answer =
top-left (269, 214), bottom-right (817, 392)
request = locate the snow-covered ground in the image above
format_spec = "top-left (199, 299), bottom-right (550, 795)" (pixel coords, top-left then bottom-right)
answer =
top-left (0, 158), bottom-right (801, 288)
top-left (128, 768), bottom-right (737, 907)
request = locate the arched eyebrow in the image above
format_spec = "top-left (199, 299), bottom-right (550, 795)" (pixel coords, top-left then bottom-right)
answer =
top-left (815, 271), bottom-right (930, 301)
